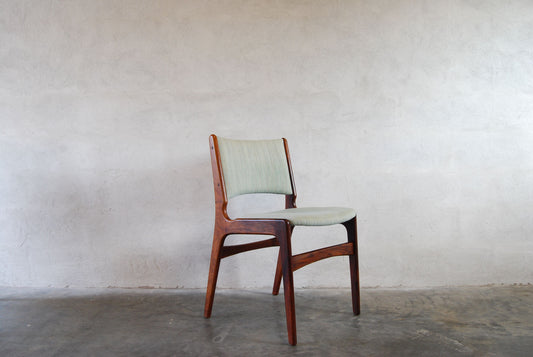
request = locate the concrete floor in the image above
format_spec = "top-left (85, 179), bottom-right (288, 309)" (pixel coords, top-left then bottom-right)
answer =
top-left (0, 286), bottom-right (532, 356)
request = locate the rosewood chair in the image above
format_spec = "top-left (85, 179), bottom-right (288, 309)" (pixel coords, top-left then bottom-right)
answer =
top-left (204, 134), bottom-right (360, 345)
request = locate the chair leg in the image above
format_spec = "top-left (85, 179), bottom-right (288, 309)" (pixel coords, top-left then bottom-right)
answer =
top-left (273, 226), bottom-right (293, 296)
top-left (204, 231), bottom-right (226, 318)
top-left (272, 250), bottom-right (283, 295)
top-left (344, 217), bottom-right (360, 315)
top-left (278, 226), bottom-right (297, 345)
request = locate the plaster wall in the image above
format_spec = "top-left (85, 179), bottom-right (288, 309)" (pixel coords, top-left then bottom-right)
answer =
top-left (1, 0), bottom-right (533, 288)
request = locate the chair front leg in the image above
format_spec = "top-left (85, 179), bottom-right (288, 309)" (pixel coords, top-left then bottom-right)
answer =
top-left (204, 229), bottom-right (227, 318)
top-left (278, 223), bottom-right (297, 345)
top-left (272, 250), bottom-right (283, 295)
top-left (343, 216), bottom-right (360, 315)
top-left (273, 226), bottom-right (293, 296)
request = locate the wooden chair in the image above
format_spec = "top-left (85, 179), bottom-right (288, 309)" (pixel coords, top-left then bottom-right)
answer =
top-left (204, 134), bottom-right (360, 345)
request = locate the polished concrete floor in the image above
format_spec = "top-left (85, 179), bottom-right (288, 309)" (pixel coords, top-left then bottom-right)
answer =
top-left (0, 285), bottom-right (532, 356)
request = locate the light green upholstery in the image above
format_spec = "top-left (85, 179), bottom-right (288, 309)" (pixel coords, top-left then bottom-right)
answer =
top-left (245, 207), bottom-right (356, 226)
top-left (218, 137), bottom-right (293, 198)
top-left (217, 136), bottom-right (355, 226)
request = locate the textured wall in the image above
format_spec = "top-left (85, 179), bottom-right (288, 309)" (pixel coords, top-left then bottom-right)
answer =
top-left (1, 0), bottom-right (533, 288)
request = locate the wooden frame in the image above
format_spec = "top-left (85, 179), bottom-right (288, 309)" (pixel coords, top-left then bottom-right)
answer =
top-left (204, 134), bottom-right (360, 345)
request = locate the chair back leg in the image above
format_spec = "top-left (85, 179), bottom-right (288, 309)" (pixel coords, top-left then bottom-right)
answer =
top-left (204, 231), bottom-right (227, 318)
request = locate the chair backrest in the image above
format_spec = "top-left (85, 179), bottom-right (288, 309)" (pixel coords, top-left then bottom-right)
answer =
top-left (214, 136), bottom-right (294, 199)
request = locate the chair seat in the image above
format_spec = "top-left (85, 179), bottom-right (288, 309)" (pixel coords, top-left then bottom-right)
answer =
top-left (244, 207), bottom-right (356, 226)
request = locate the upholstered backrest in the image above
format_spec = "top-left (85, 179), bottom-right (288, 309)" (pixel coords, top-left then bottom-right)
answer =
top-left (216, 137), bottom-right (293, 198)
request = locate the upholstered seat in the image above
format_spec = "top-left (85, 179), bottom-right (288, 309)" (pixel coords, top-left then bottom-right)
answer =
top-left (245, 207), bottom-right (356, 226)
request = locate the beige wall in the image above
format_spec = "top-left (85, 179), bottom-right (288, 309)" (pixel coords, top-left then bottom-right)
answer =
top-left (1, 0), bottom-right (533, 288)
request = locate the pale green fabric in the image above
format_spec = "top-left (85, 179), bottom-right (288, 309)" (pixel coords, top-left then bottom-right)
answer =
top-left (244, 207), bottom-right (356, 226)
top-left (217, 137), bottom-right (293, 198)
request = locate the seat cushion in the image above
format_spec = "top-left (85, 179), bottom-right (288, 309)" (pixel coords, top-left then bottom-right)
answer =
top-left (244, 207), bottom-right (356, 226)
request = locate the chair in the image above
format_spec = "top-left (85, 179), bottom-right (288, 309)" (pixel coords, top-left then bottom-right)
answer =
top-left (204, 134), bottom-right (360, 345)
